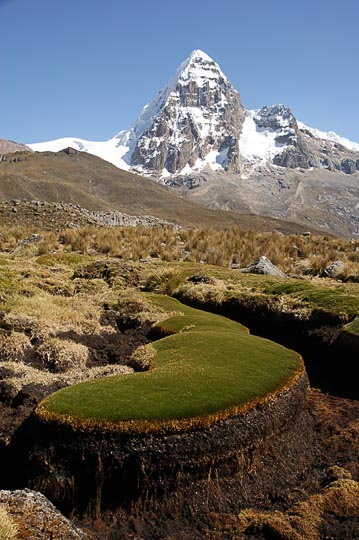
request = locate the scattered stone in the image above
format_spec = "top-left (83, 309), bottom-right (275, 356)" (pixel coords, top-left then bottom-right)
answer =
top-left (239, 256), bottom-right (286, 277)
top-left (10, 234), bottom-right (45, 255)
top-left (322, 260), bottom-right (346, 279)
top-left (0, 199), bottom-right (175, 231)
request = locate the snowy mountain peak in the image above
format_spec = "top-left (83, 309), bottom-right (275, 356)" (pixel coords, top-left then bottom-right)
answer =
top-left (124, 50), bottom-right (245, 175)
top-left (173, 49), bottom-right (227, 89)
top-left (28, 50), bottom-right (359, 181)
top-left (113, 50), bottom-right (226, 157)
top-left (188, 49), bottom-right (214, 62)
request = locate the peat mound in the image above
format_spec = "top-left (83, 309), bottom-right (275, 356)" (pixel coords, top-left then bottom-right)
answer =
top-left (174, 292), bottom-right (359, 398)
top-left (11, 371), bottom-right (314, 518)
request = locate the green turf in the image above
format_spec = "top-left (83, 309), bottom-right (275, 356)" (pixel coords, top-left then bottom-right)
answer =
top-left (262, 281), bottom-right (359, 317)
top-left (344, 317), bottom-right (359, 337)
top-left (40, 295), bottom-right (301, 429)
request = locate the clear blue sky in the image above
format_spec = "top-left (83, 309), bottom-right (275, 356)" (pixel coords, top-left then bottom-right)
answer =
top-left (2, 0), bottom-right (358, 144)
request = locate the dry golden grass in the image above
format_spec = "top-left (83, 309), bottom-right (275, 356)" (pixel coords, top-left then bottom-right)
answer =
top-left (5, 290), bottom-right (103, 337)
top-left (129, 343), bottom-right (156, 371)
top-left (1, 359), bottom-right (133, 393)
top-left (236, 476), bottom-right (359, 540)
top-left (1, 224), bottom-right (358, 279)
top-left (37, 338), bottom-right (89, 373)
top-left (0, 505), bottom-right (18, 540)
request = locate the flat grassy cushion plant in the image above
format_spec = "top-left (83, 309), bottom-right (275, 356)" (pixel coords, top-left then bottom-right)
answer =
top-left (38, 294), bottom-right (303, 433)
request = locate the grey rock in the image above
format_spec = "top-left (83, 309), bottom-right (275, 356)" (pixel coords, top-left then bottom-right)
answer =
top-left (341, 158), bottom-right (356, 174)
top-left (239, 256), bottom-right (286, 277)
top-left (322, 260), bottom-right (346, 278)
top-left (0, 489), bottom-right (90, 540)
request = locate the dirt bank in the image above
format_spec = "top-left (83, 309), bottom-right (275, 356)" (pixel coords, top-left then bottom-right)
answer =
top-left (9, 373), bottom-right (315, 520)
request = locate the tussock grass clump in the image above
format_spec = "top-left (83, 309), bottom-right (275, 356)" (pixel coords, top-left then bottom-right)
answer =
top-left (129, 343), bottom-right (155, 371)
top-left (37, 338), bottom-right (89, 373)
top-left (108, 288), bottom-right (162, 331)
top-left (0, 505), bottom-right (18, 540)
top-left (143, 267), bottom-right (187, 295)
top-left (0, 331), bottom-right (34, 363)
top-left (1, 223), bottom-right (359, 280)
top-left (236, 477), bottom-right (359, 540)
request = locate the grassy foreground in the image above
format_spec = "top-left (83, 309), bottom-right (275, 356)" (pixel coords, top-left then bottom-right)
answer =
top-left (39, 294), bottom-right (302, 432)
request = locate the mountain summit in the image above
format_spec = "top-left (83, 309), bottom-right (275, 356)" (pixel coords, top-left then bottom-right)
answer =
top-left (29, 49), bottom-right (359, 179)
top-left (28, 50), bottom-right (359, 236)
top-left (115, 49), bottom-right (245, 175)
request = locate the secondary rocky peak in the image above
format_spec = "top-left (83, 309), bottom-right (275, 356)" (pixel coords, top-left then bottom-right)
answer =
top-left (254, 104), bottom-right (296, 131)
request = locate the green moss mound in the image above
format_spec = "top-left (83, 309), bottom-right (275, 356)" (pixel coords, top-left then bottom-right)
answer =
top-left (38, 295), bottom-right (303, 432)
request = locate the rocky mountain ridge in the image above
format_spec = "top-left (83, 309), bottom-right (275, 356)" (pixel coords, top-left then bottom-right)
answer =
top-left (23, 50), bottom-right (359, 236)
top-left (29, 50), bottom-right (359, 180)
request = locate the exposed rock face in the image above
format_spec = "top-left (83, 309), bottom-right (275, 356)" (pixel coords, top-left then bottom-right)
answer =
top-left (298, 126), bottom-right (359, 174)
top-left (129, 50), bottom-right (245, 175)
top-left (0, 489), bottom-right (90, 539)
top-left (252, 105), bottom-right (318, 169)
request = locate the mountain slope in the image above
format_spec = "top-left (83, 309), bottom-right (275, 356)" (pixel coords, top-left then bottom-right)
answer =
top-left (0, 139), bottom-right (32, 155)
top-left (0, 149), bottom-right (326, 233)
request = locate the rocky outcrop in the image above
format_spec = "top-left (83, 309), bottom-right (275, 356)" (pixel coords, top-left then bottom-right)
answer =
top-left (0, 489), bottom-right (91, 539)
top-left (298, 127), bottom-right (359, 174)
top-left (322, 260), bottom-right (346, 278)
top-left (252, 105), bottom-right (318, 169)
top-left (0, 139), bottom-right (32, 157)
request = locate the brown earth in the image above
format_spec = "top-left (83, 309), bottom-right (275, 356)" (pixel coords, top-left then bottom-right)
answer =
top-left (76, 390), bottom-right (359, 540)
top-left (0, 150), bottom-right (331, 233)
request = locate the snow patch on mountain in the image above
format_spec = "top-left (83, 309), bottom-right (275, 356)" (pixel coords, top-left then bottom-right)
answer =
top-left (298, 122), bottom-right (359, 153)
top-left (29, 136), bottom-right (131, 170)
top-left (239, 110), bottom-right (289, 161)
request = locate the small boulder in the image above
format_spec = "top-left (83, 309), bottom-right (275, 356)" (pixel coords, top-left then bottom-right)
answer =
top-left (322, 260), bottom-right (346, 279)
top-left (239, 256), bottom-right (286, 277)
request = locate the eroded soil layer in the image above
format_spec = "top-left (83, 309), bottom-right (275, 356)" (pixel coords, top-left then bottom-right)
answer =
top-left (9, 372), bottom-right (314, 520)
